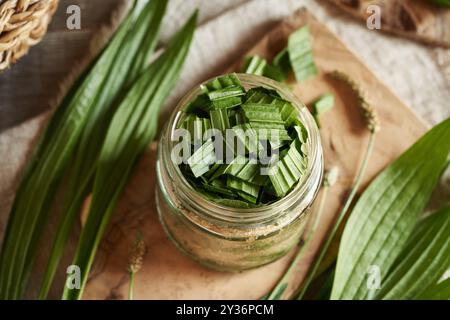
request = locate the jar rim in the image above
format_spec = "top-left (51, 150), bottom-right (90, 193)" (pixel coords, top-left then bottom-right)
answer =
top-left (161, 73), bottom-right (323, 224)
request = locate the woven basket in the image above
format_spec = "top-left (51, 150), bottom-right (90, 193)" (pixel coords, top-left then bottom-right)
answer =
top-left (0, 0), bottom-right (58, 71)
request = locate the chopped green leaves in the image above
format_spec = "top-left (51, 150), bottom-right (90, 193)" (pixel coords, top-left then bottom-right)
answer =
top-left (188, 139), bottom-right (217, 178)
top-left (187, 74), bottom-right (245, 112)
top-left (268, 141), bottom-right (306, 197)
top-left (313, 93), bottom-right (334, 127)
top-left (241, 55), bottom-right (267, 75)
top-left (242, 25), bottom-right (317, 83)
top-left (263, 63), bottom-right (287, 82)
top-left (227, 177), bottom-right (260, 200)
top-left (210, 108), bottom-right (231, 132)
top-left (272, 48), bottom-right (291, 80)
top-left (178, 75), bottom-right (309, 207)
top-left (288, 26), bottom-right (317, 82)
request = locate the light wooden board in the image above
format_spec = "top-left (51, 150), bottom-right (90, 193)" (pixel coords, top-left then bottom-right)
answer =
top-left (77, 8), bottom-right (428, 299)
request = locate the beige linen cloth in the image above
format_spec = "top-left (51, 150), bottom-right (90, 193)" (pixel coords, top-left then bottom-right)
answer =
top-left (0, 0), bottom-right (449, 274)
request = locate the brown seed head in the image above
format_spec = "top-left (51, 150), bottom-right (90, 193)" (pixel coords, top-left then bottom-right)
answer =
top-left (330, 70), bottom-right (380, 133)
top-left (128, 232), bottom-right (146, 274)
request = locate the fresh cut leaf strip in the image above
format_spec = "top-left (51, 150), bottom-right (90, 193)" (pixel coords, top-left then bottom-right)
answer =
top-left (268, 142), bottom-right (305, 197)
top-left (272, 48), bottom-right (291, 79)
top-left (232, 124), bottom-right (263, 155)
top-left (288, 25), bottom-right (318, 82)
top-left (203, 179), bottom-right (238, 198)
top-left (263, 63), bottom-right (287, 82)
top-left (210, 108), bottom-right (231, 132)
top-left (181, 114), bottom-right (211, 143)
top-left (227, 176), bottom-right (261, 199)
top-left (313, 93), bottom-right (334, 127)
top-left (241, 55), bottom-right (267, 75)
top-left (271, 99), bottom-right (298, 127)
top-left (203, 73), bottom-right (243, 91)
top-left (241, 103), bottom-right (285, 124)
top-left (245, 88), bottom-right (278, 104)
top-left (188, 139), bottom-right (217, 178)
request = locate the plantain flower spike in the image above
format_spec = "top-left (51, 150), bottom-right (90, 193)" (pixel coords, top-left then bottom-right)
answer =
top-left (330, 70), bottom-right (380, 134)
top-left (128, 232), bottom-right (146, 274)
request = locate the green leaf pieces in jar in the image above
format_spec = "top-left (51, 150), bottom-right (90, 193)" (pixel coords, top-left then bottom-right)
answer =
top-left (210, 108), bottom-right (231, 132)
top-left (227, 176), bottom-right (261, 201)
top-left (177, 74), bottom-right (309, 207)
top-left (268, 141), bottom-right (307, 197)
top-left (202, 74), bottom-right (245, 109)
top-left (188, 139), bottom-right (217, 178)
top-left (241, 25), bottom-right (318, 85)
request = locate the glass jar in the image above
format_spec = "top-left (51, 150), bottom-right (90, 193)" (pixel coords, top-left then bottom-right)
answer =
top-left (156, 74), bottom-right (323, 272)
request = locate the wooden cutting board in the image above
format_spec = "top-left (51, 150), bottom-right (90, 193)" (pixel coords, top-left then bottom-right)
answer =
top-left (0, 8), bottom-right (428, 299)
top-left (78, 8), bottom-right (428, 299)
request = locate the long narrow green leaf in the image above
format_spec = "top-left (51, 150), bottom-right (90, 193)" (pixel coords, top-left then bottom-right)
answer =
top-left (38, 0), bottom-right (168, 299)
top-left (0, 1), bottom-right (145, 300)
top-left (375, 205), bottom-right (450, 299)
top-left (331, 117), bottom-right (450, 299)
top-left (416, 277), bottom-right (450, 300)
top-left (62, 11), bottom-right (197, 300)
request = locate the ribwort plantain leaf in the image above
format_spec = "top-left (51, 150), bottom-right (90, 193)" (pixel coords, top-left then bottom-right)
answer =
top-left (0, 0), bottom-right (157, 300)
top-left (62, 11), bottom-right (197, 300)
top-left (38, 0), bottom-right (169, 299)
top-left (375, 205), bottom-right (450, 300)
top-left (331, 117), bottom-right (450, 300)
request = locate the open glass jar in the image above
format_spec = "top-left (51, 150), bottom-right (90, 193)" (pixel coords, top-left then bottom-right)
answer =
top-left (156, 74), bottom-right (323, 271)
